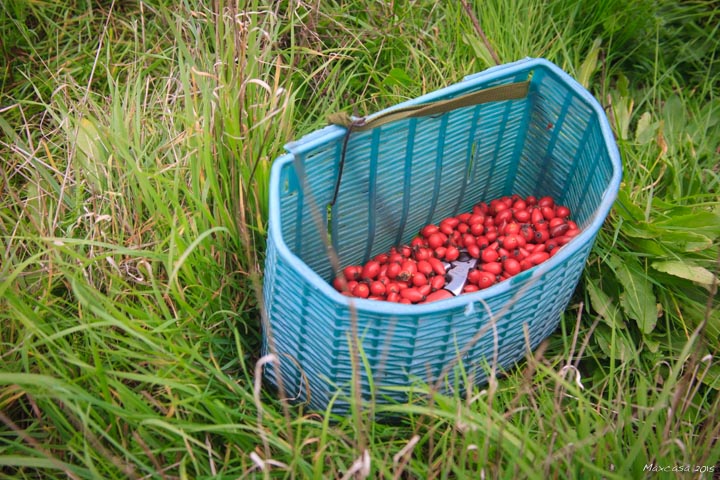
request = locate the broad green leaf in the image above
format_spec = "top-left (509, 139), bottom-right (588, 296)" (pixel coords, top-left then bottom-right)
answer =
top-left (462, 33), bottom-right (495, 70)
top-left (577, 38), bottom-right (602, 89)
top-left (654, 211), bottom-right (720, 239)
top-left (616, 73), bottom-right (629, 97)
top-left (631, 238), bottom-right (668, 257)
top-left (621, 221), bottom-right (656, 239)
top-left (634, 111), bottom-right (655, 145)
top-left (594, 324), bottom-right (635, 361)
top-left (650, 197), bottom-right (688, 212)
top-left (651, 261), bottom-right (717, 290)
top-left (701, 363), bottom-right (720, 390)
top-left (586, 281), bottom-right (625, 328)
top-left (662, 94), bottom-right (687, 134)
top-left (76, 117), bottom-right (108, 164)
top-left (698, 100), bottom-right (720, 128)
top-left (608, 254), bottom-right (657, 334)
top-left (658, 231), bottom-right (714, 253)
top-left (615, 186), bottom-right (645, 222)
top-left (643, 335), bottom-right (660, 353)
top-left (73, 117), bottom-right (109, 192)
top-left (678, 294), bottom-right (720, 341)
top-left (383, 67), bottom-right (413, 88)
top-left (610, 92), bottom-right (633, 140)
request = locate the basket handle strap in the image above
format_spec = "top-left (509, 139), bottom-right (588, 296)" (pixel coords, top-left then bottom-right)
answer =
top-left (327, 80), bottom-right (530, 131)
top-left (326, 79), bottom-right (530, 207)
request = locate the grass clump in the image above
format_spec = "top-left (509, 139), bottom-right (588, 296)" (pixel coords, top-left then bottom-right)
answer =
top-left (1, 0), bottom-right (719, 478)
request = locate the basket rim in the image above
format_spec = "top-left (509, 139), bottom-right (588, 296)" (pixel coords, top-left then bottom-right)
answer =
top-left (267, 57), bottom-right (622, 315)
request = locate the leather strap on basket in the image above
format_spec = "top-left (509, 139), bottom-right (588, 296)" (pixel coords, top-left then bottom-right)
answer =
top-left (326, 80), bottom-right (530, 206)
top-left (327, 80), bottom-right (530, 132)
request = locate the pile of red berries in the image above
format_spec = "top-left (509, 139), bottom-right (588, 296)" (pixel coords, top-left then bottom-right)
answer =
top-left (332, 194), bottom-right (580, 304)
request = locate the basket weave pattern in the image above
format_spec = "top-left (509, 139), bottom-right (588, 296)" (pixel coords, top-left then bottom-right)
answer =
top-left (262, 58), bottom-right (622, 412)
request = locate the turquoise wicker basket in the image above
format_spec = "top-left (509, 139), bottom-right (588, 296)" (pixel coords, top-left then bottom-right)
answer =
top-left (262, 58), bottom-right (622, 412)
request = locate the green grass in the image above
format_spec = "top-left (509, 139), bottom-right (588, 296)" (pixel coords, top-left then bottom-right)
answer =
top-left (1, 0), bottom-right (719, 478)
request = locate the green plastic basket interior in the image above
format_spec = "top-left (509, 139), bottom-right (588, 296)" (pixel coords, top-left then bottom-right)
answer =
top-left (262, 58), bottom-right (622, 413)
